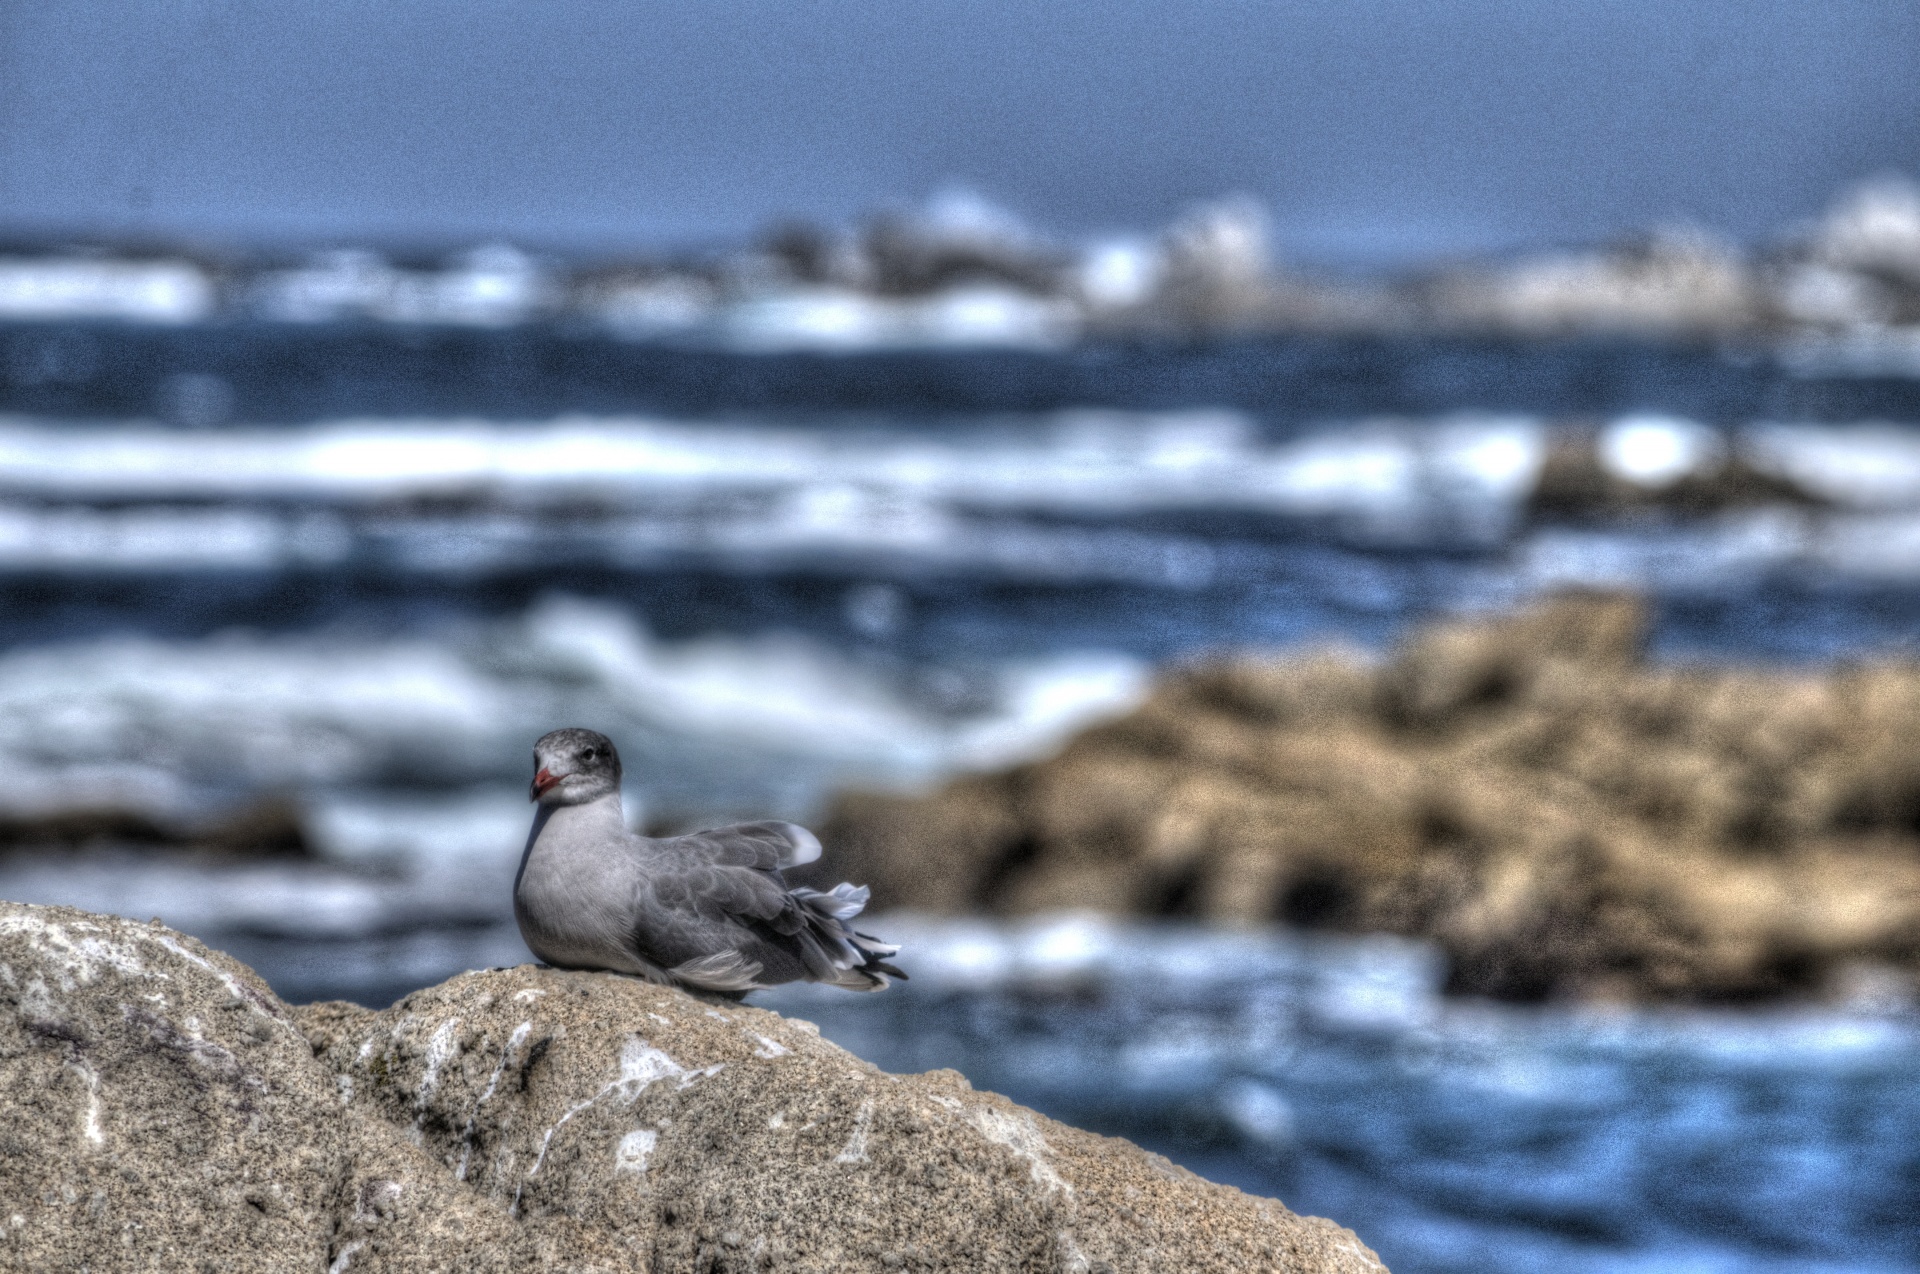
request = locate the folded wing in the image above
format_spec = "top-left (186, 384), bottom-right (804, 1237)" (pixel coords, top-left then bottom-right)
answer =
top-left (629, 822), bottom-right (902, 994)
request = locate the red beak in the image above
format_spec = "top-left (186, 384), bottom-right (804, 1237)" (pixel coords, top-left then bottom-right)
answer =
top-left (531, 767), bottom-right (561, 801)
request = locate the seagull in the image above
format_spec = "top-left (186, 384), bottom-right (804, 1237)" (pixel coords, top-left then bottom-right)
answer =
top-left (513, 727), bottom-right (904, 996)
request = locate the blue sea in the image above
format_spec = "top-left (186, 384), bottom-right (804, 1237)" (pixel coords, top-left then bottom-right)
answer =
top-left (2, 319), bottom-right (1918, 1273)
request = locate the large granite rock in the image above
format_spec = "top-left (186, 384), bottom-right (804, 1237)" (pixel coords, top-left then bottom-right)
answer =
top-left (0, 902), bottom-right (1385, 1273)
top-left (816, 592), bottom-right (1920, 1004)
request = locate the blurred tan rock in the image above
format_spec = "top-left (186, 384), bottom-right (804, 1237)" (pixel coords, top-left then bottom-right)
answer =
top-left (0, 901), bottom-right (1384, 1273)
top-left (819, 592), bottom-right (1920, 1004)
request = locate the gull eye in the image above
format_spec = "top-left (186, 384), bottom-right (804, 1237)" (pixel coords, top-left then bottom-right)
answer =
top-left (582, 747), bottom-right (597, 761)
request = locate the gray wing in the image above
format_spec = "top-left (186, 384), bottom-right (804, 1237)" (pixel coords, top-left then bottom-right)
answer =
top-left (675, 820), bottom-right (821, 870)
top-left (629, 821), bottom-right (899, 993)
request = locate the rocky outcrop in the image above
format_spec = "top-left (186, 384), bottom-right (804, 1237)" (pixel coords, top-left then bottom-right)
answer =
top-left (0, 902), bottom-right (1384, 1273)
top-left (817, 593), bottom-right (1920, 1004)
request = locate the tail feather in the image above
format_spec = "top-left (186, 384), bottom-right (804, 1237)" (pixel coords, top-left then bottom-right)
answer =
top-left (808, 883), bottom-right (871, 921)
top-left (790, 883), bottom-right (904, 988)
top-left (850, 930), bottom-right (900, 958)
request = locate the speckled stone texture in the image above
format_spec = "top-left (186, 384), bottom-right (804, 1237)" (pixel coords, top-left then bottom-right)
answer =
top-left (0, 902), bottom-right (1386, 1273)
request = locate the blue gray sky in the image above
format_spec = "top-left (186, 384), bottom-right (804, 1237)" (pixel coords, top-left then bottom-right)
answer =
top-left (2, 0), bottom-right (1917, 265)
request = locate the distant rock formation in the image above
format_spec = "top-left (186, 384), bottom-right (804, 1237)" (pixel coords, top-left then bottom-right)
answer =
top-left (0, 902), bottom-right (1385, 1273)
top-left (1419, 228), bottom-right (1765, 337)
top-left (17, 176), bottom-right (1920, 345)
top-left (819, 593), bottom-right (1920, 1004)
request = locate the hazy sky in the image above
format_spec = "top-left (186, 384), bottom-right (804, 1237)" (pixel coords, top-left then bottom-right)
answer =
top-left (2, 0), bottom-right (1917, 264)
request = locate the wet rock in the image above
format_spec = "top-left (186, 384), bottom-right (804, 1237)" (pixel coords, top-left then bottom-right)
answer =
top-left (0, 902), bottom-right (1384, 1273)
top-left (821, 593), bottom-right (1920, 1004)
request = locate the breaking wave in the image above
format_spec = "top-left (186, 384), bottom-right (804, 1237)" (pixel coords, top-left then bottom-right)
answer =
top-left (0, 591), bottom-right (1144, 830)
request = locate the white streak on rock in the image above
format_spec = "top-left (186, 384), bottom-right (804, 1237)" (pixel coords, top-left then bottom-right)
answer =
top-left (1335, 1237), bottom-right (1388, 1270)
top-left (417, 1018), bottom-right (462, 1103)
top-left (523, 1037), bottom-right (719, 1187)
top-left (326, 1239), bottom-right (364, 1274)
top-left (0, 912), bottom-right (161, 992)
top-left (21, 977), bottom-right (57, 1024)
top-left (834, 1100), bottom-right (875, 1164)
top-left (748, 1032), bottom-right (790, 1059)
top-left (613, 1129), bottom-right (658, 1175)
top-left (455, 1021), bottom-right (530, 1182)
top-left (527, 1096), bottom-right (601, 1186)
top-left (972, 1108), bottom-right (1070, 1194)
top-left (147, 932), bottom-right (286, 1023)
top-left (66, 1058), bottom-right (103, 1146)
top-left (616, 1038), bottom-right (693, 1096)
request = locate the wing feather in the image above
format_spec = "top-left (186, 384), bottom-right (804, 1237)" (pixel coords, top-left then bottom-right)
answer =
top-left (624, 821), bottom-right (898, 992)
top-left (673, 821), bottom-right (821, 870)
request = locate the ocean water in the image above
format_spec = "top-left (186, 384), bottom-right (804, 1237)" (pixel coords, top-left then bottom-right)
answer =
top-left (3, 324), bottom-right (1920, 1272)
top-left (761, 916), bottom-right (1920, 1274)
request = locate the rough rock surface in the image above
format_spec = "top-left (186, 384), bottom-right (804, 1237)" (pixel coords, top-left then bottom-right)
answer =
top-left (0, 902), bottom-right (1384, 1273)
top-left (817, 593), bottom-right (1920, 1003)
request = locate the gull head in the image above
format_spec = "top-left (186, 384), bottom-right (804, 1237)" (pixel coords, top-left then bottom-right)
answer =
top-left (530, 727), bottom-right (623, 805)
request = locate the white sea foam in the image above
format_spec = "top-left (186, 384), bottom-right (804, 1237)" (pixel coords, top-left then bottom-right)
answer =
top-left (0, 410), bottom-right (1539, 512)
top-left (1513, 510), bottom-right (1820, 592)
top-left (5, 412), bottom-right (1912, 589)
top-left (720, 285), bottom-right (1079, 351)
top-left (0, 504), bottom-right (311, 570)
top-left (0, 411), bottom-right (1554, 579)
top-left (0, 258), bottom-right (215, 324)
top-left (0, 595), bottom-right (1146, 834)
top-left (1598, 415), bottom-right (1726, 488)
top-left (251, 246), bottom-right (552, 327)
top-left (1513, 506), bottom-right (1920, 591)
top-left (1745, 423), bottom-right (1920, 507)
top-left (3, 414), bottom-right (1913, 533)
